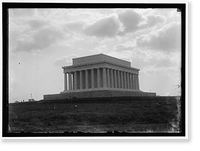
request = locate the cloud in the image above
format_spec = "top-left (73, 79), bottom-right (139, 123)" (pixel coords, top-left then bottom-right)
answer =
top-left (114, 41), bottom-right (135, 52)
top-left (54, 54), bottom-right (78, 66)
top-left (84, 16), bottom-right (120, 38)
top-left (117, 10), bottom-right (166, 36)
top-left (117, 10), bottom-right (143, 35)
top-left (154, 57), bottom-right (178, 68)
top-left (111, 41), bottom-right (180, 71)
top-left (136, 22), bottom-right (181, 52)
top-left (27, 20), bottom-right (47, 30)
top-left (92, 45), bottom-right (109, 53)
top-left (108, 50), bottom-right (133, 64)
top-left (63, 21), bottom-right (85, 32)
top-left (112, 42), bottom-right (151, 68)
top-left (14, 27), bottom-right (64, 53)
top-left (141, 51), bottom-right (180, 70)
top-left (141, 13), bottom-right (165, 28)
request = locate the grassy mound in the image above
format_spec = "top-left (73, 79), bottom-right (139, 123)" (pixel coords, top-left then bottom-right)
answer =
top-left (9, 96), bottom-right (181, 133)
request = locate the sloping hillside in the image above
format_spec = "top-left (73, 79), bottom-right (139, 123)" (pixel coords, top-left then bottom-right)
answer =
top-left (9, 96), bottom-right (181, 133)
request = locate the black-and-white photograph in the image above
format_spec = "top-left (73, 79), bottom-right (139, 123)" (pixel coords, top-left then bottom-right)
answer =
top-left (2, 3), bottom-right (186, 137)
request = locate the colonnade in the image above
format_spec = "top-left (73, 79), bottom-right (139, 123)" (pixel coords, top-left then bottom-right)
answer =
top-left (64, 67), bottom-right (139, 91)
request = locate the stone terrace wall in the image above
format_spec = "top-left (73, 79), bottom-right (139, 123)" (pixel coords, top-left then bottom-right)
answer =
top-left (44, 90), bottom-right (156, 100)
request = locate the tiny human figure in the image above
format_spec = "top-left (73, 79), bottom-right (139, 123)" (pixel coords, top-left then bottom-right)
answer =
top-left (74, 104), bottom-right (78, 109)
top-left (53, 106), bottom-right (56, 110)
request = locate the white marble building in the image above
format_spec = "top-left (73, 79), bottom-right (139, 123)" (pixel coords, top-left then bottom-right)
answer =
top-left (62, 54), bottom-right (140, 92)
top-left (44, 54), bottom-right (156, 100)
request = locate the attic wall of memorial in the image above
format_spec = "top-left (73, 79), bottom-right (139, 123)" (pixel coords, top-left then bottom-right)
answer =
top-left (72, 54), bottom-right (131, 67)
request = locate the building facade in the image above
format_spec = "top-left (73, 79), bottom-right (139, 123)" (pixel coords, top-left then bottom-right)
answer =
top-left (44, 54), bottom-right (156, 100)
top-left (63, 54), bottom-right (140, 92)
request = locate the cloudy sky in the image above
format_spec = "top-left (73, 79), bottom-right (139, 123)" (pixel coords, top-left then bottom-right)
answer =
top-left (9, 8), bottom-right (181, 102)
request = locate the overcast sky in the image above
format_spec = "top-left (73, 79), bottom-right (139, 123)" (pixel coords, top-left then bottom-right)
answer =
top-left (9, 8), bottom-right (181, 102)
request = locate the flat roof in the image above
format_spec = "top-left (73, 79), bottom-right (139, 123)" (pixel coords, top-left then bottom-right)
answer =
top-left (72, 54), bottom-right (131, 67)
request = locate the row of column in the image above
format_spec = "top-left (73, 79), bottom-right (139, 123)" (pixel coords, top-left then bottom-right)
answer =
top-left (64, 68), bottom-right (139, 91)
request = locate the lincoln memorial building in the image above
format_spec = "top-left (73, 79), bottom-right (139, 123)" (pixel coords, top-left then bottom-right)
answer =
top-left (44, 54), bottom-right (156, 100)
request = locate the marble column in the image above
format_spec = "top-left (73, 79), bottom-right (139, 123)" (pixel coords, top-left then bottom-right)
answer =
top-left (133, 74), bottom-right (135, 89)
top-left (107, 68), bottom-right (110, 88)
top-left (133, 74), bottom-right (136, 89)
top-left (72, 72), bottom-right (74, 90)
top-left (134, 74), bottom-right (137, 90)
top-left (85, 70), bottom-right (88, 89)
top-left (133, 74), bottom-right (136, 90)
top-left (135, 74), bottom-right (138, 90)
top-left (74, 71), bottom-right (77, 90)
top-left (91, 69), bottom-right (94, 89)
top-left (137, 74), bottom-right (139, 90)
top-left (130, 73), bottom-right (133, 89)
top-left (80, 70), bottom-right (83, 89)
top-left (126, 72), bottom-right (129, 89)
top-left (69, 72), bottom-right (72, 90)
top-left (117, 70), bottom-right (121, 88)
top-left (121, 71), bottom-right (124, 89)
top-left (103, 68), bottom-right (107, 88)
top-left (132, 74), bottom-right (134, 89)
top-left (124, 72), bottom-right (127, 89)
top-left (136, 74), bottom-right (138, 90)
top-left (111, 69), bottom-right (114, 88)
top-left (114, 69), bottom-right (117, 88)
top-left (131, 73), bottom-right (134, 89)
top-left (97, 68), bottom-right (101, 88)
top-left (64, 72), bottom-right (67, 91)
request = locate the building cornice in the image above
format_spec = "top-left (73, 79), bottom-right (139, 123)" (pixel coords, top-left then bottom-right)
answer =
top-left (62, 61), bottom-right (140, 74)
